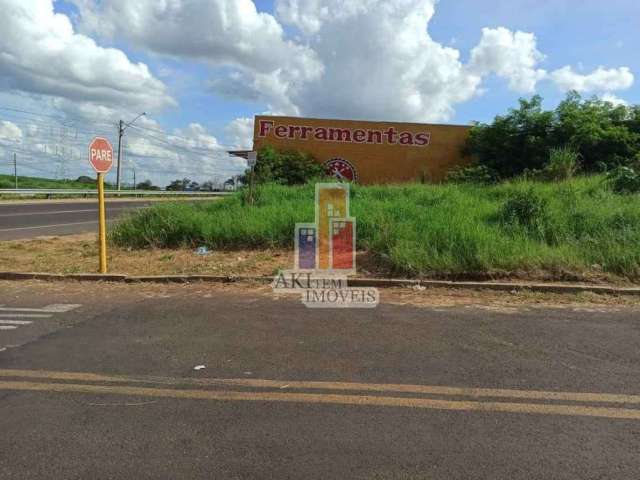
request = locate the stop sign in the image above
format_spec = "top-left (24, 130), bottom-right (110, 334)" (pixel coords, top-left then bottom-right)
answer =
top-left (89, 137), bottom-right (114, 173)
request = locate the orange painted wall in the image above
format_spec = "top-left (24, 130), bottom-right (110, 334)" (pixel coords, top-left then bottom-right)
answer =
top-left (252, 115), bottom-right (472, 184)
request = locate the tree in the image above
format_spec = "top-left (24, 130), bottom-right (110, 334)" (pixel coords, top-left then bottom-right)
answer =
top-left (628, 105), bottom-right (640, 137)
top-left (464, 93), bottom-right (640, 179)
top-left (166, 178), bottom-right (192, 191)
top-left (223, 177), bottom-right (237, 190)
top-left (199, 181), bottom-right (215, 192)
top-left (464, 95), bottom-right (555, 178)
top-left (136, 179), bottom-right (160, 191)
top-left (250, 146), bottom-right (325, 185)
top-left (553, 92), bottom-right (639, 170)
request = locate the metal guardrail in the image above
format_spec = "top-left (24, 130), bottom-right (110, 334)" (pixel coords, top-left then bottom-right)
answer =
top-left (0, 189), bottom-right (234, 197)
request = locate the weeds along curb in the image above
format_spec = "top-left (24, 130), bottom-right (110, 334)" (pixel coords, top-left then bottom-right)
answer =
top-left (1, 271), bottom-right (639, 296)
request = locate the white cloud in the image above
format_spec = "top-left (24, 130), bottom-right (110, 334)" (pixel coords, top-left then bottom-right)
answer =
top-left (71, 0), bottom-right (323, 115)
top-left (170, 123), bottom-right (221, 151)
top-left (69, 0), bottom-right (635, 126)
top-left (600, 93), bottom-right (630, 107)
top-left (72, 0), bottom-right (317, 72)
top-left (122, 122), bottom-right (247, 187)
top-left (550, 66), bottom-right (634, 93)
top-left (225, 118), bottom-right (255, 150)
top-left (0, 120), bottom-right (23, 144)
top-left (0, 0), bottom-right (173, 115)
top-left (115, 121), bottom-right (246, 186)
top-left (275, 0), bottom-right (379, 35)
top-left (469, 27), bottom-right (547, 93)
top-left (0, 1), bottom-right (248, 186)
top-left (273, 0), bottom-right (483, 122)
top-left (0, 106), bottom-right (245, 187)
top-left (73, 0), bottom-right (481, 122)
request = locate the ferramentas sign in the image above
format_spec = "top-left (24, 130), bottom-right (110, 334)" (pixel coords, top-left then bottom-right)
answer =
top-left (258, 119), bottom-right (432, 147)
top-left (252, 115), bottom-right (472, 184)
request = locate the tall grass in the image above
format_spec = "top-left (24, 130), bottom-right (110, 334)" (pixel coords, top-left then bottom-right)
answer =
top-left (111, 175), bottom-right (640, 280)
top-left (545, 147), bottom-right (581, 180)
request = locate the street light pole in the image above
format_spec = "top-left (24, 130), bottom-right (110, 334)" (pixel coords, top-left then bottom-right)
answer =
top-left (116, 120), bottom-right (124, 191)
top-left (115, 113), bottom-right (146, 191)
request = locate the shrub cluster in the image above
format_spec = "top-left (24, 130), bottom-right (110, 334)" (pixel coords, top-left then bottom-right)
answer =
top-left (446, 165), bottom-right (497, 184)
top-left (249, 146), bottom-right (325, 186)
top-left (499, 189), bottom-right (550, 239)
top-left (465, 93), bottom-right (640, 179)
top-left (608, 166), bottom-right (640, 194)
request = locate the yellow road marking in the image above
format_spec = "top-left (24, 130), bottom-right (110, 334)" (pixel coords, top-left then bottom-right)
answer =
top-left (1, 369), bottom-right (639, 405)
top-left (2, 380), bottom-right (640, 420)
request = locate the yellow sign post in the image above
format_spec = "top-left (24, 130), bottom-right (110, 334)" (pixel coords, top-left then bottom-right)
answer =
top-left (97, 172), bottom-right (108, 273)
top-left (89, 137), bottom-right (114, 274)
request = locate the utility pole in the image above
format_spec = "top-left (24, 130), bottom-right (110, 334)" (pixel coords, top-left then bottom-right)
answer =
top-left (13, 153), bottom-right (17, 189)
top-left (116, 113), bottom-right (146, 191)
top-left (133, 168), bottom-right (136, 191)
top-left (116, 120), bottom-right (124, 191)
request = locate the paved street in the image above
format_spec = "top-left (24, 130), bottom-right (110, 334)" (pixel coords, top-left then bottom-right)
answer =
top-left (0, 200), bottom-right (157, 240)
top-left (0, 281), bottom-right (639, 479)
top-left (0, 199), bottom-right (212, 240)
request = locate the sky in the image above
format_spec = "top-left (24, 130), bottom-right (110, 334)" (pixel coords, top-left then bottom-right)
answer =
top-left (0, 0), bottom-right (638, 187)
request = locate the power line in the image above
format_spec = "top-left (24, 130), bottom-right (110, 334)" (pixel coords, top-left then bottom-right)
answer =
top-left (123, 122), bottom-right (167, 136)
top-left (0, 107), bottom-right (247, 182)
top-left (0, 106), bottom-right (116, 129)
top-left (0, 117), bottom-right (112, 138)
top-left (2, 145), bottom-right (243, 174)
top-left (2, 106), bottom-right (243, 155)
top-left (0, 114), bottom-right (114, 138)
top-left (128, 124), bottom-right (238, 152)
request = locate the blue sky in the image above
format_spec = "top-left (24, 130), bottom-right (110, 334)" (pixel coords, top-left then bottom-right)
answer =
top-left (1, 0), bottom-right (638, 185)
top-left (52, 0), bottom-right (640, 134)
top-left (428, 0), bottom-right (640, 121)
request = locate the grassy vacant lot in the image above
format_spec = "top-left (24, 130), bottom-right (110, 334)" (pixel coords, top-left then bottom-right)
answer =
top-left (111, 175), bottom-right (640, 282)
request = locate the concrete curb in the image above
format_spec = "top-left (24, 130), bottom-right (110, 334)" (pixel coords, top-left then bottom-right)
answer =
top-left (0, 271), bottom-right (639, 296)
top-left (349, 278), bottom-right (640, 295)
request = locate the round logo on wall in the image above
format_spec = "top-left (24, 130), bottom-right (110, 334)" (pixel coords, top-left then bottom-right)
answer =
top-left (324, 158), bottom-right (358, 182)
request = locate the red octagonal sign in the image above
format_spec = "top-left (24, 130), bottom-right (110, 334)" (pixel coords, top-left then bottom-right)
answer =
top-left (89, 137), bottom-right (114, 174)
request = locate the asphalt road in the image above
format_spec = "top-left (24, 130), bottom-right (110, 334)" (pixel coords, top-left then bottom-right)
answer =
top-left (0, 199), bottom-right (172, 240)
top-left (1, 281), bottom-right (639, 479)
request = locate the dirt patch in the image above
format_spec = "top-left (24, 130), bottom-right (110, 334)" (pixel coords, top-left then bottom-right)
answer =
top-left (0, 279), bottom-right (638, 311)
top-left (0, 234), bottom-right (292, 276)
top-left (381, 286), bottom-right (640, 310)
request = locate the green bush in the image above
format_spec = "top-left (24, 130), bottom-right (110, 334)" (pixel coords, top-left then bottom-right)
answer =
top-left (251, 146), bottom-right (325, 185)
top-left (446, 164), bottom-right (497, 184)
top-left (554, 93), bottom-right (638, 170)
top-left (464, 96), bottom-right (556, 178)
top-left (465, 93), bottom-right (640, 179)
top-left (608, 166), bottom-right (640, 194)
top-left (499, 189), bottom-right (550, 239)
